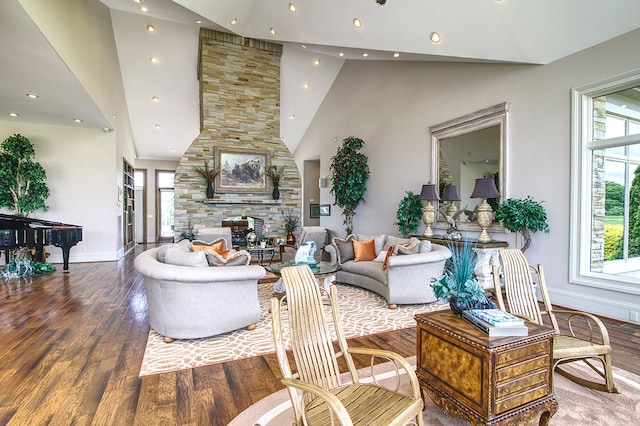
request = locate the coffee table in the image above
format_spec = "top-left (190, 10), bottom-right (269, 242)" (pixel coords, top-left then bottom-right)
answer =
top-left (267, 261), bottom-right (341, 295)
top-left (246, 246), bottom-right (278, 265)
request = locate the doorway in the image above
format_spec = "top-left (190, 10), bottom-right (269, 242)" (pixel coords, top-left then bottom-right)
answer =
top-left (157, 170), bottom-right (175, 242)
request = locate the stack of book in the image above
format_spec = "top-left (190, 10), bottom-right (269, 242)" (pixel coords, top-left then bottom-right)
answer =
top-left (462, 309), bottom-right (528, 337)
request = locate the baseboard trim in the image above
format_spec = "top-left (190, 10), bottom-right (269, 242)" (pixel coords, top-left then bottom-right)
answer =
top-left (548, 288), bottom-right (640, 324)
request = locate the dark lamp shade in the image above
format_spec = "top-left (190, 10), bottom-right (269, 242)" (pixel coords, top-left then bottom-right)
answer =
top-left (419, 184), bottom-right (441, 201)
top-left (470, 177), bottom-right (500, 198)
top-left (441, 185), bottom-right (461, 201)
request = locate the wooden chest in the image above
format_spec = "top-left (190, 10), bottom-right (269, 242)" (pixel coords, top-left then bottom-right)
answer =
top-left (415, 310), bottom-right (558, 425)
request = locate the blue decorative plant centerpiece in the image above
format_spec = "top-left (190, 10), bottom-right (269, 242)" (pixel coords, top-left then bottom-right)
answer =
top-left (430, 240), bottom-right (495, 315)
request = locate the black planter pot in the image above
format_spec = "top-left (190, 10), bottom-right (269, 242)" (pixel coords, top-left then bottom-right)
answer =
top-left (272, 182), bottom-right (280, 200)
top-left (449, 297), bottom-right (496, 316)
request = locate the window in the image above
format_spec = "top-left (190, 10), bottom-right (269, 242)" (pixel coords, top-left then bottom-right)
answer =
top-left (571, 70), bottom-right (640, 294)
top-left (157, 171), bottom-right (175, 241)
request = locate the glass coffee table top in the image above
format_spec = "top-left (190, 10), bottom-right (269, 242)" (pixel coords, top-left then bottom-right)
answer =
top-left (267, 261), bottom-right (341, 276)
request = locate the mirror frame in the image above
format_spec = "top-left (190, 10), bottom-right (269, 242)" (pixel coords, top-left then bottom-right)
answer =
top-left (430, 102), bottom-right (510, 232)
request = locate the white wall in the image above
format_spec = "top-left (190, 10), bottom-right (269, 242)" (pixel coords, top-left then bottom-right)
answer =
top-left (0, 123), bottom-right (116, 263)
top-left (295, 29), bottom-right (640, 321)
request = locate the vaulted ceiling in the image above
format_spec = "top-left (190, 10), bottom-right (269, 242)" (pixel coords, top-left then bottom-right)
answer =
top-left (2, 0), bottom-right (640, 160)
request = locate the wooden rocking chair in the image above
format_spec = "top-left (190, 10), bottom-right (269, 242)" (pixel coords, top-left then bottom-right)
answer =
top-left (492, 249), bottom-right (618, 393)
top-left (271, 265), bottom-right (424, 425)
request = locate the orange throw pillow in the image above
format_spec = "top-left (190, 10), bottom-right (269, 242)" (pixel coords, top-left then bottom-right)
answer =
top-left (192, 240), bottom-right (226, 256)
top-left (353, 239), bottom-right (376, 262)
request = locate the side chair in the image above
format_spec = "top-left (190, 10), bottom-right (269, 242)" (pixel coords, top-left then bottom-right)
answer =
top-left (270, 265), bottom-right (424, 425)
top-left (492, 249), bottom-right (618, 393)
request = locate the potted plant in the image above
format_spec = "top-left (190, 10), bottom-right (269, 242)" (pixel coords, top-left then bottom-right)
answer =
top-left (430, 241), bottom-right (494, 315)
top-left (193, 158), bottom-right (220, 199)
top-left (394, 191), bottom-right (423, 237)
top-left (266, 166), bottom-right (284, 200)
top-left (0, 134), bottom-right (50, 217)
top-left (495, 196), bottom-right (549, 252)
top-left (330, 136), bottom-right (370, 235)
top-left (283, 208), bottom-right (301, 245)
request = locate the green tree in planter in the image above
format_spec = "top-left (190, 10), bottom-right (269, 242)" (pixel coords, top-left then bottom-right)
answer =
top-left (495, 196), bottom-right (549, 252)
top-left (330, 136), bottom-right (369, 235)
top-left (394, 191), bottom-right (423, 237)
top-left (0, 134), bottom-right (50, 217)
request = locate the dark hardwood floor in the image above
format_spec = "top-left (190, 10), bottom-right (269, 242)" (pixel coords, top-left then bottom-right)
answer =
top-left (0, 244), bottom-right (638, 425)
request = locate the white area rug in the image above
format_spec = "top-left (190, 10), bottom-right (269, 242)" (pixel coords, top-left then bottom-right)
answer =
top-left (229, 358), bottom-right (640, 426)
top-left (139, 282), bottom-right (448, 376)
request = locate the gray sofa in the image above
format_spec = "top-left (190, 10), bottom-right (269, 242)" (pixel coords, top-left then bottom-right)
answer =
top-left (134, 244), bottom-right (266, 342)
top-left (325, 234), bottom-right (451, 308)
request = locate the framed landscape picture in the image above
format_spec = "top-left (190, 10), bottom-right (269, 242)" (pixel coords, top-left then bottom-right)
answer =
top-left (215, 147), bottom-right (270, 193)
top-left (310, 204), bottom-right (320, 218)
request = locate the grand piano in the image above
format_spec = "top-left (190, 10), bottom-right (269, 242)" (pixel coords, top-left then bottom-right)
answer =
top-left (0, 213), bottom-right (83, 272)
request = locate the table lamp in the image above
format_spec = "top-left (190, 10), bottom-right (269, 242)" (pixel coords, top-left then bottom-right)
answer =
top-left (441, 185), bottom-right (461, 218)
top-left (420, 184), bottom-right (441, 237)
top-left (470, 177), bottom-right (500, 243)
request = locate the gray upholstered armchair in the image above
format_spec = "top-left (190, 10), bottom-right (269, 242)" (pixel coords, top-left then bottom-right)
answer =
top-left (134, 246), bottom-right (266, 342)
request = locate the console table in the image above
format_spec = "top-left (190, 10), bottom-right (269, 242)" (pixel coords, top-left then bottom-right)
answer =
top-left (415, 310), bottom-right (557, 425)
top-left (415, 236), bottom-right (508, 289)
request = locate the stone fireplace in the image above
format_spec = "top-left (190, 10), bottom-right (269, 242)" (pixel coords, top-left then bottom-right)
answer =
top-left (174, 30), bottom-right (302, 240)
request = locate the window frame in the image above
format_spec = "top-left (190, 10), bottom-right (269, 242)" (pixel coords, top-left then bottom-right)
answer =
top-left (570, 69), bottom-right (640, 295)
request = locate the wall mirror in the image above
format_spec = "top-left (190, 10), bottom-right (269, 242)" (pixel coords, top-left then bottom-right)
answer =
top-left (430, 102), bottom-right (509, 232)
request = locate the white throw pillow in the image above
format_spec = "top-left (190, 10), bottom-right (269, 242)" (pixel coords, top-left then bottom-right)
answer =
top-left (373, 250), bottom-right (387, 263)
top-left (163, 248), bottom-right (208, 267)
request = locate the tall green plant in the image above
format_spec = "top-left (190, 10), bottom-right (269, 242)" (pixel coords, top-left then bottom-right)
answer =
top-left (330, 136), bottom-right (369, 235)
top-left (0, 134), bottom-right (50, 217)
top-left (394, 191), bottom-right (423, 236)
top-left (628, 166), bottom-right (640, 256)
top-left (495, 196), bottom-right (549, 252)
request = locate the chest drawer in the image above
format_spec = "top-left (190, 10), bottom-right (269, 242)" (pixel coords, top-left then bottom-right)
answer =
top-left (496, 340), bottom-right (550, 366)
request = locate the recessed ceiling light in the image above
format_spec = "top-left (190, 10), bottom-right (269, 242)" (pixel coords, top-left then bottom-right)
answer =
top-left (155, 124), bottom-right (161, 129)
top-left (288, 3), bottom-right (296, 13)
top-left (289, 114), bottom-right (295, 119)
top-left (301, 44), bottom-right (307, 48)
top-left (230, 18), bottom-right (237, 25)
top-left (303, 83), bottom-right (309, 89)
top-left (140, 6), bottom-right (149, 12)
top-left (146, 25), bottom-right (156, 32)
top-left (353, 18), bottom-right (362, 28)
top-left (430, 32), bottom-right (442, 43)
top-left (313, 59), bottom-right (320, 66)
top-left (270, 27), bottom-right (277, 36)
top-left (362, 53), bottom-right (369, 57)
top-left (393, 53), bottom-right (400, 58)
top-left (134, 0), bottom-right (143, 3)
top-left (73, 118), bottom-right (82, 123)
top-left (26, 93), bottom-right (39, 99)
top-left (8, 112), bottom-right (19, 117)
top-left (195, 20), bottom-right (202, 24)
top-left (149, 56), bottom-right (158, 64)
top-left (152, 96), bottom-right (160, 102)
top-left (338, 52), bottom-right (345, 57)
top-left (170, 148), bottom-right (176, 152)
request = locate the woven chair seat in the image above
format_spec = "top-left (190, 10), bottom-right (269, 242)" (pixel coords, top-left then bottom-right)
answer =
top-left (305, 384), bottom-right (422, 425)
top-left (554, 335), bottom-right (611, 359)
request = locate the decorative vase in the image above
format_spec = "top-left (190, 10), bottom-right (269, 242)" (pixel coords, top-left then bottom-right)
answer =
top-left (206, 180), bottom-right (214, 198)
top-left (286, 232), bottom-right (296, 245)
top-left (272, 182), bottom-right (280, 200)
top-left (260, 241), bottom-right (267, 248)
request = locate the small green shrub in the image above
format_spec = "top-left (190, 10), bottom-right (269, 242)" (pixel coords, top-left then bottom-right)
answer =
top-left (604, 224), bottom-right (623, 261)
